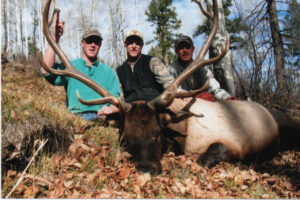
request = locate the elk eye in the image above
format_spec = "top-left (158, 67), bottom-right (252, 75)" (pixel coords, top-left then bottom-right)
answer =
top-left (142, 120), bottom-right (148, 125)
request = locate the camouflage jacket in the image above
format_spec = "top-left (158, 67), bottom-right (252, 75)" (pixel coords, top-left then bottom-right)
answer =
top-left (167, 60), bottom-right (231, 100)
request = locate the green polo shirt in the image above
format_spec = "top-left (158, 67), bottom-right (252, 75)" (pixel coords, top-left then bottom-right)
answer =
top-left (44, 57), bottom-right (120, 113)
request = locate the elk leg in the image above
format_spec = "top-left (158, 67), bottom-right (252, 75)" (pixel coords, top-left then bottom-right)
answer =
top-left (197, 143), bottom-right (230, 168)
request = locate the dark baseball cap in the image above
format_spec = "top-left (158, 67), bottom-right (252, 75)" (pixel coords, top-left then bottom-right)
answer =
top-left (175, 35), bottom-right (194, 50)
top-left (82, 28), bottom-right (102, 40)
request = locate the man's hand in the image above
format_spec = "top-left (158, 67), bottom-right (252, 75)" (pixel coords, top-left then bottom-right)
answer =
top-left (52, 11), bottom-right (64, 42)
top-left (98, 105), bottom-right (119, 116)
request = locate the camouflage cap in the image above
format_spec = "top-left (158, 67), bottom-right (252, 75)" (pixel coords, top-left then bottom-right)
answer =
top-left (175, 35), bottom-right (194, 50)
top-left (82, 28), bottom-right (102, 40)
top-left (125, 29), bottom-right (143, 42)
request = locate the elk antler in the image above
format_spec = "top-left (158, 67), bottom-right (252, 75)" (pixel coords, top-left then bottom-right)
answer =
top-left (148, 0), bottom-right (230, 109)
top-left (37, 0), bottom-right (131, 112)
top-left (175, 78), bottom-right (209, 98)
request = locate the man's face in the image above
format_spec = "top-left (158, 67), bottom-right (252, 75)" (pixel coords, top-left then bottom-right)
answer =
top-left (176, 41), bottom-right (195, 63)
top-left (81, 36), bottom-right (102, 59)
top-left (125, 36), bottom-right (143, 58)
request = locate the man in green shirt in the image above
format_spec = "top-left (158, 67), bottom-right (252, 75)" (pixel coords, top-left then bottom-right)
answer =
top-left (41, 13), bottom-right (120, 121)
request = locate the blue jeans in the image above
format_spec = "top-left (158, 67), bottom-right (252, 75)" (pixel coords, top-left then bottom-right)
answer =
top-left (76, 111), bottom-right (99, 121)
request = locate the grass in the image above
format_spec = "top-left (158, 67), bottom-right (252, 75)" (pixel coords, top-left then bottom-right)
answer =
top-left (28, 152), bottom-right (53, 176)
top-left (82, 156), bottom-right (97, 173)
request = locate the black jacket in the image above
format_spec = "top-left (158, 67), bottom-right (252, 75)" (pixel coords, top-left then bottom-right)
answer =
top-left (117, 54), bottom-right (163, 102)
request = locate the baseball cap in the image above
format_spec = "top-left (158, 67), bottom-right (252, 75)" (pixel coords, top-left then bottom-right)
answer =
top-left (82, 28), bottom-right (102, 40)
top-left (175, 35), bottom-right (194, 50)
top-left (125, 30), bottom-right (143, 42)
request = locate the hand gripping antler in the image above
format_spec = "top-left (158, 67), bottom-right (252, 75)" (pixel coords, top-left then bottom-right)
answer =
top-left (148, 0), bottom-right (230, 109)
top-left (37, 0), bottom-right (131, 112)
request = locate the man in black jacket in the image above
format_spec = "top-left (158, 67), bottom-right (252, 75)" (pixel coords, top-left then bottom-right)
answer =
top-left (116, 30), bottom-right (174, 102)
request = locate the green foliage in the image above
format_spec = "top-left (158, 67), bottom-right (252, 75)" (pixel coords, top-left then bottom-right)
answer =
top-left (283, 0), bottom-right (300, 67)
top-left (193, 0), bottom-right (247, 49)
top-left (145, 0), bottom-right (181, 64)
top-left (28, 39), bottom-right (39, 56)
top-left (148, 45), bottom-right (177, 64)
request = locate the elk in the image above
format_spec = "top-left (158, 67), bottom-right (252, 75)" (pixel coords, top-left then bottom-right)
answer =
top-left (38, 0), bottom-right (298, 174)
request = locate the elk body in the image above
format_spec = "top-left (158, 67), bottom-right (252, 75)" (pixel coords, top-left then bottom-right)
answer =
top-left (166, 98), bottom-right (279, 166)
top-left (38, 0), bottom-right (298, 175)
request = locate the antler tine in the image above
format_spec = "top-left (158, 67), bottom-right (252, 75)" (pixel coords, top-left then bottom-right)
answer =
top-left (76, 91), bottom-right (122, 105)
top-left (149, 0), bottom-right (229, 109)
top-left (174, 78), bottom-right (209, 98)
top-left (194, 0), bottom-right (213, 19)
top-left (37, 0), bottom-right (130, 112)
top-left (194, 0), bottom-right (218, 60)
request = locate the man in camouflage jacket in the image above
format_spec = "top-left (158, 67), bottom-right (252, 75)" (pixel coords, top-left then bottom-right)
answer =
top-left (167, 35), bottom-right (232, 101)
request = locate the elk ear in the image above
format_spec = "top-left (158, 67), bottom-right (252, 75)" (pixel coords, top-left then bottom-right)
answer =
top-left (168, 111), bottom-right (203, 123)
top-left (160, 111), bottom-right (203, 137)
top-left (160, 110), bottom-right (203, 126)
top-left (124, 104), bottom-right (132, 112)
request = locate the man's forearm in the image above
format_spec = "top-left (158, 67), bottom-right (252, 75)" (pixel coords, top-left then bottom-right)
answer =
top-left (41, 46), bottom-right (56, 74)
top-left (149, 57), bottom-right (174, 89)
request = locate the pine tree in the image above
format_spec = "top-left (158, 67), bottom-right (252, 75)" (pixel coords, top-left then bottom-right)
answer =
top-left (283, 0), bottom-right (300, 67)
top-left (145, 0), bottom-right (181, 65)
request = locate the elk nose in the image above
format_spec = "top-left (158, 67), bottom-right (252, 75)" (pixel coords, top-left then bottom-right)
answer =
top-left (137, 161), bottom-right (160, 175)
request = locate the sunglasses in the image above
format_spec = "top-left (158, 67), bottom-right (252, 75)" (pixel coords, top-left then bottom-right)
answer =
top-left (84, 37), bottom-right (102, 45)
top-left (177, 43), bottom-right (193, 50)
top-left (126, 37), bottom-right (143, 46)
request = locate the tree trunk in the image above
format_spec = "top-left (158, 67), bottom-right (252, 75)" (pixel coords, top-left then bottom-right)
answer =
top-left (38, 0), bottom-right (44, 52)
top-left (163, 45), bottom-right (169, 65)
top-left (266, 0), bottom-right (286, 105)
top-left (109, 4), bottom-right (121, 68)
top-left (6, 0), bottom-right (10, 56)
top-left (2, 0), bottom-right (8, 55)
top-left (15, 0), bottom-right (21, 58)
top-left (24, 0), bottom-right (28, 59)
top-left (120, 4), bottom-right (126, 60)
top-left (91, 0), bottom-right (95, 27)
top-left (32, 9), bottom-right (38, 54)
top-left (77, 29), bottom-right (81, 58)
top-left (207, 0), bottom-right (236, 95)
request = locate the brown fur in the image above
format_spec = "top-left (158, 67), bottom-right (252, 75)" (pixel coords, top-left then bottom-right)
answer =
top-left (119, 98), bottom-right (283, 173)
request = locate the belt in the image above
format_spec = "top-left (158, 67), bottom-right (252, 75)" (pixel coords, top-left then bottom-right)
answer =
top-left (78, 111), bottom-right (97, 114)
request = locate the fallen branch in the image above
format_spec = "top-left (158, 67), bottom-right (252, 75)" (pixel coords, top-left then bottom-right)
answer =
top-left (23, 174), bottom-right (53, 187)
top-left (5, 139), bottom-right (48, 198)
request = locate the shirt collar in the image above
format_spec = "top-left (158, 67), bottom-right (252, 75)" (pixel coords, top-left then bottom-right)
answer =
top-left (81, 57), bottom-right (99, 67)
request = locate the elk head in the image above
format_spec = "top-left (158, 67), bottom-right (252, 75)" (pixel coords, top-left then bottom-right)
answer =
top-left (38, 0), bottom-right (229, 174)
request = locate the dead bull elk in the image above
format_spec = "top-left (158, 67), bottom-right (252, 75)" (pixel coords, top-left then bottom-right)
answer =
top-left (38, 0), bottom-right (299, 174)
